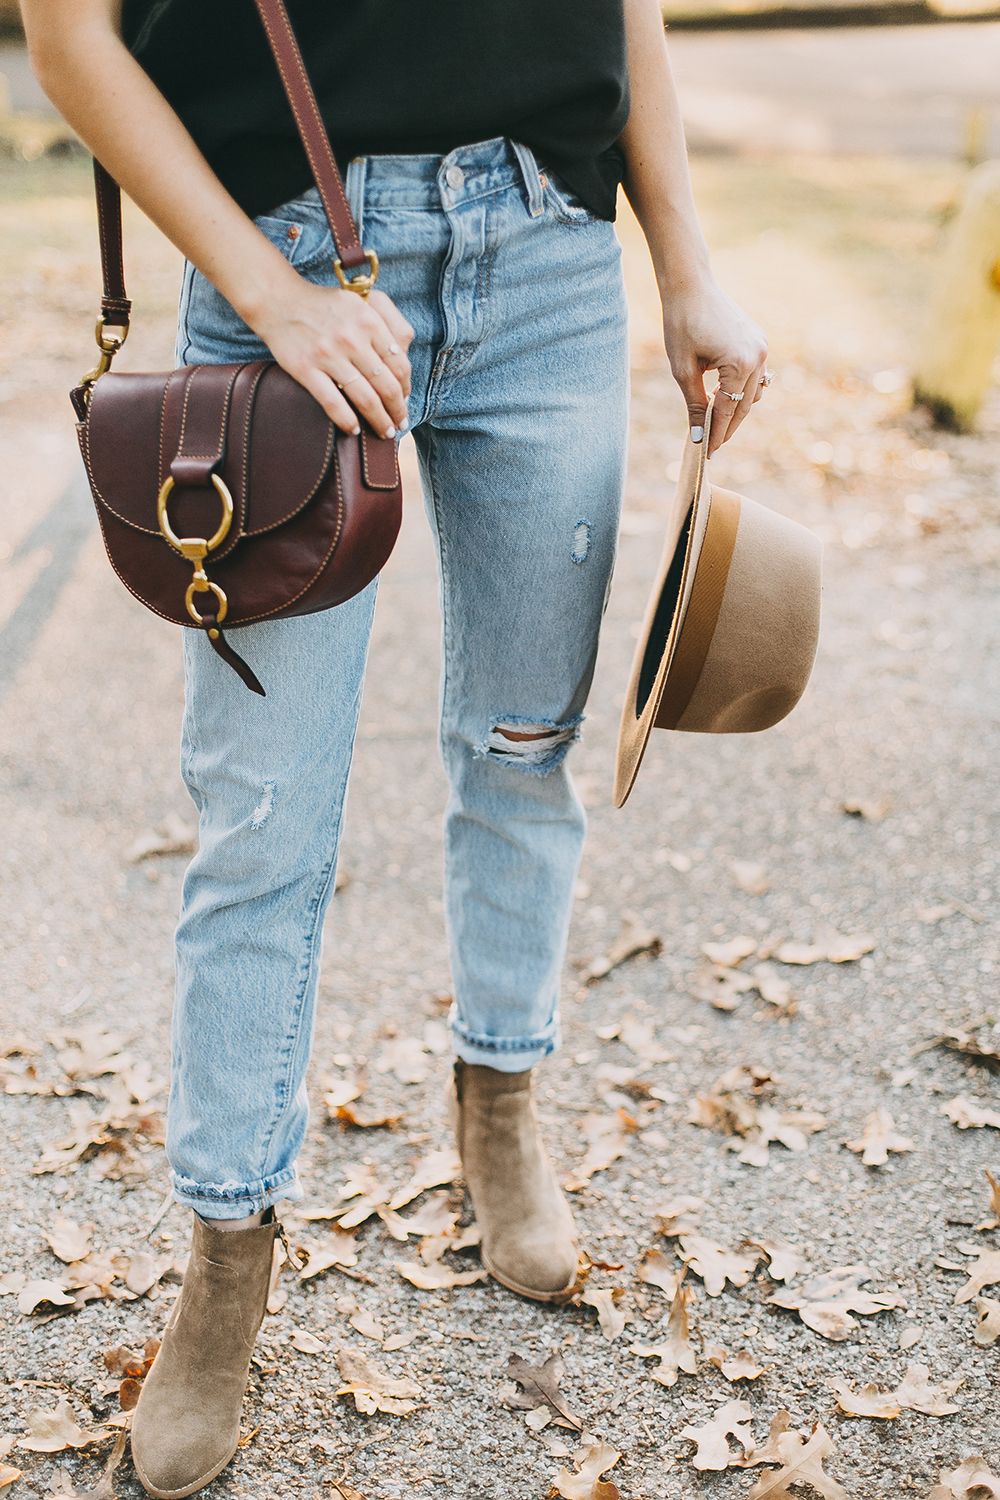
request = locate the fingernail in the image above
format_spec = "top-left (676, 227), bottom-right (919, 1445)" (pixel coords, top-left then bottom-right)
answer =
top-left (690, 425), bottom-right (704, 443)
top-left (398, 418), bottom-right (409, 432)
top-left (352, 425), bottom-right (361, 436)
top-left (384, 427), bottom-right (396, 440)
top-left (389, 342), bottom-right (401, 355)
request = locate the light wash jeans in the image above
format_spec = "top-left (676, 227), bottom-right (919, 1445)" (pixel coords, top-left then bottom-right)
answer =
top-left (168, 137), bottom-right (629, 1218)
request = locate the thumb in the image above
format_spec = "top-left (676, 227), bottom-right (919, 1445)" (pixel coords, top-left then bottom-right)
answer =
top-left (676, 367), bottom-right (708, 438)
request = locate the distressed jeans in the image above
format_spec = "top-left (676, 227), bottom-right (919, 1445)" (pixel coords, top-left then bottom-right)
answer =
top-left (168, 137), bottom-right (629, 1218)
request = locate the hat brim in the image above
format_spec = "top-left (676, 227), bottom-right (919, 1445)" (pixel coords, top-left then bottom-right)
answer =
top-left (614, 398), bottom-right (822, 808)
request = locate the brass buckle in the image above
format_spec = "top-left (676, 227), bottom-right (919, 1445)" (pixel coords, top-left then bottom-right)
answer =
top-left (334, 249), bottom-right (380, 298)
top-left (157, 472), bottom-right (234, 625)
top-left (79, 315), bottom-right (129, 393)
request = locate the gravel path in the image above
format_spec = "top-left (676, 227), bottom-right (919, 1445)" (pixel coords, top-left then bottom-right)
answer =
top-left (2, 152), bottom-right (999, 1500)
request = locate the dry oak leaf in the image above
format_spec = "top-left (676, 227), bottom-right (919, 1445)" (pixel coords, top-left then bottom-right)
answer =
top-left (46, 1424), bottom-right (129, 1499)
top-left (732, 1410), bottom-right (795, 1468)
top-left (929, 1458), bottom-right (1000, 1499)
top-left (46, 1219), bottom-right (94, 1264)
top-left (378, 1191), bottom-right (458, 1242)
top-left (637, 1246), bottom-right (681, 1296)
top-left (17, 1400), bottom-right (113, 1453)
top-left (942, 1096), bottom-right (1000, 1131)
top-left (388, 1148), bottom-right (462, 1210)
top-left (747, 1424), bottom-right (847, 1499)
top-left (702, 936), bottom-right (757, 967)
top-left (980, 1168), bottom-right (1000, 1230)
top-left (580, 1287), bottom-right (626, 1341)
top-left (50, 1028), bottom-right (133, 1081)
top-left (751, 1239), bottom-right (807, 1283)
top-left (334, 1101), bottom-right (403, 1130)
top-left (375, 1036), bottom-right (430, 1086)
top-left (751, 963), bottom-right (797, 1013)
top-left (707, 1346), bottom-right (771, 1381)
top-left (549, 1436), bottom-right (621, 1500)
top-left (769, 1264), bottom-right (902, 1340)
top-left (844, 1107), bottom-right (915, 1167)
top-left (678, 1234), bottom-right (761, 1297)
top-left (0, 1467), bottom-right (20, 1491)
top-left (335, 1294), bottom-right (385, 1340)
top-left (630, 1268), bottom-right (697, 1386)
top-left (680, 1400), bottom-right (754, 1470)
top-left (328, 1484), bottom-right (367, 1500)
top-left (504, 1353), bottom-right (583, 1430)
top-left (581, 914), bottom-right (662, 983)
top-left (655, 1197), bottom-right (704, 1238)
top-left (125, 1251), bottom-right (174, 1297)
top-left (394, 1259), bottom-right (486, 1290)
top-left (691, 965), bottom-right (758, 1011)
top-left (973, 1295), bottom-right (1000, 1346)
top-left (298, 1228), bottom-right (360, 1280)
top-left (893, 1364), bottom-right (963, 1415)
top-left (953, 1246), bottom-right (1000, 1304)
top-left (334, 1347), bottom-right (422, 1416)
top-left (564, 1110), bottom-right (636, 1192)
top-left (323, 1078), bottom-right (363, 1111)
top-left (290, 1329), bottom-right (326, 1354)
top-left (616, 1015), bottom-right (674, 1064)
top-left (828, 1379), bottom-right (901, 1419)
top-left (736, 1105), bottom-right (827, 1168)
top-left (17, 1279), bottom-right (76, 1316)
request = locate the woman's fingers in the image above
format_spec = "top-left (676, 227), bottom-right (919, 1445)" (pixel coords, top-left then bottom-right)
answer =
top-left (718, 355), bottom-right (768, 445)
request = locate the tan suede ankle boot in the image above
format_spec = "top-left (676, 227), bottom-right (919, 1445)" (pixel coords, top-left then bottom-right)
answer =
top-left (131, 1212), bottom-right (278, 1498)
top-left (449, 1060), bottom-right (579, 1301)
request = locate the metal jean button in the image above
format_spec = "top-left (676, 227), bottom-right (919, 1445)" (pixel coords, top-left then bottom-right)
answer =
top-left (445, 165), bottom-right (465, 190)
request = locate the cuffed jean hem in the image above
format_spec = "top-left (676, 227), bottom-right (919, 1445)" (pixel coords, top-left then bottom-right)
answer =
top-left (171, 1167), bottom-right (303, 1220)
top-left (452, 1019), bottom-right (560, 1074)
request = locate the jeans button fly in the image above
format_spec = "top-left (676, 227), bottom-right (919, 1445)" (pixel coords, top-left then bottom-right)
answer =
top-left (445, 165), bottom-right (465, 190)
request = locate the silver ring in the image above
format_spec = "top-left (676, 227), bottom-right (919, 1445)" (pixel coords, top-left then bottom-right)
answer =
top-left (720, 389), bottom-right (745, 403)
top-left (759, 369), bottom-right (774, 387)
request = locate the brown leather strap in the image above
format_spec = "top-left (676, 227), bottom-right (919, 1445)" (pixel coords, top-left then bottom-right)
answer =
top-left (196, 610), bottom-right (266, 696)
top-left (168, 365), bottom-right (240, 488)
top-left (93, 158), bottom-right (132, 329)
top-left (91, 0), bottom-right (366, 316)
top-left (654, 485), bottom-right (741, 731)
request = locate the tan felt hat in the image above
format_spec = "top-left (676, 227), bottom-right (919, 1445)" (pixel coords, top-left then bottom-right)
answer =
top-left (614, 396), bottom-right (822, 808)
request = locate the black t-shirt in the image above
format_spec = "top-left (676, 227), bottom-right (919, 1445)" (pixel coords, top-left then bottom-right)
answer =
top-left (122, 1), bottom-right (630, 221)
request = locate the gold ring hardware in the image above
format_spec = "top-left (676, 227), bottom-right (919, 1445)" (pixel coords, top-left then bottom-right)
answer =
top-left (157, 473), bottom-right (234, 624)
top-left (79, 315), bottom-right (129, 391)
top-left (334, 249), bottom-right (380, 297)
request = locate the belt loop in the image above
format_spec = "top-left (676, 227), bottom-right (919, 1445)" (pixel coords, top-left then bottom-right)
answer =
top-left (510, 139), bottom-right (545, 218)
top-left (344, 156), bottom-right (367, 242)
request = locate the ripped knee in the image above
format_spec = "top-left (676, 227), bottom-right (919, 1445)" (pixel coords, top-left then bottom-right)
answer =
top-left (482, 716), bottom-right (581, 773)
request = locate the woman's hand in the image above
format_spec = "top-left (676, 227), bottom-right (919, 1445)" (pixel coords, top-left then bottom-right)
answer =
top-left (661, 273), bottom-right (768, 456)
top-left (253, 279), bottom-right (414, 440)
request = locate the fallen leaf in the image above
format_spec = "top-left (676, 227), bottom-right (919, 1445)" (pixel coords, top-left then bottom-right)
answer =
top-left (893, 1363), bottom-right (963, 1415)
top-left (630, 1267), bottom-right (697, 1386)
top-left (691, 964), bottom-right (758, 1011)
top-left (929, 1458), bottom-right (1000, 1499)
top-left (127, 812), bottom-right (197, 861)
top-left (732, 860), bottom-right (770, 895)
top-left (617, 1015), bottom-right (674, 1064)
top-left (333, 1101), bottom-right (403, 1130)
top-left (580, 1288), bottom-right (626, 1341)
top-left (954, 1247), bottom-right (1000, 1304)
top-left (655, 1197), bottom-right (703, 1237)
top-left (942, 1096), bottom-right (1000, 1131)
top-left (504, 1353), bottom-right (582, 1430)
top-left (335, 1296), bottom-right (385, 1341)
top-left (102, 1338), bottom-right (159, 1409)
top-left (582, 914), bottom-right (662, 983)
top-left (17, 1400), bottom-right (112, 1452)
top-left (680, 1400), bottom-right (754, 1470)
top-left (732, 1410), bottom-right (794, 1468)
top-left (736, 1105), bottom-right (827, 1168)
top-left (45, 1220), bottom-right (94, 1264)
top-left (45, 1423), bottom-right (128, 1497)
top-left (707, 1346), bottom-right (770, 1381)
top-left (335, 1348), bottom-right (423, 1416)
top-left (17, 1280), bottom-right (75, 1316)
top-left (840, 797), bottom-right (889, 821)
top-left (974, 1295), bottom-right (1000, 1346)
top-left (388, 1149), bottom-right (462, 1210)
top-left (844, 1108), bottom-right (915, 1166)
top-left (565, 1110), bottom-right (636, 1191)
top-left (328, 1484), bottom-right (367, 1500)
top-left (923, 1026), bottom-right (1000, 1074)
top-left (824, 932), bottom-right (876, 963)
top-left (918, 904), bottom-right (954, 924)
top-left (50, 1029), bottom-right (133, 1081)
top-left (323, 1079), bottom-right (363, 1111)
top-left (982, 1168), bottom-right (1000, 1229)
top-left (550, 1436), bottom-right (621, 1500)
top-left (899, 1324), bottom-right (922, 1350)
top-left (751, 1239), bottom-right (806, 1283)
top-left (290, 1329), bottom-right (326, 1354)
top-left (772, 941), bottom-right (827, 965)
top-left (747, 1424), bottom-right (847, 1498)
top-left (394, 1260), bottom-right (486, 1290)
top-left (0, 1467), bottom-right (20, 1491)
top-left (678, 1235), bottom-right (761, 1297)
top-left (751, 963), bottom-right (797, 1013)
top-left (637, 1246), bottom-right (681, 1296)
top-left (828, 1378), bottom-right (902, 1419)
top-left (377, 1191), bottom-right (458, 1243)
top-left (702, 936), bottom-right (757, 967)
top-left (375, 1037), bottom-right (430, 1086)
top-left (124, 1252), bottom-right (171, 1297)
top-left (298, 1228), bottom-right (360, 1280)
top-left (0, 1273), bottom-right (27, 1296)
top-left (770, 1264), bottom-right (903, 1340)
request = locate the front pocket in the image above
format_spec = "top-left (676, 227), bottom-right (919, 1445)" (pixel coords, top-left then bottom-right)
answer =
top-left (543, 175), bottom-right (598, 227)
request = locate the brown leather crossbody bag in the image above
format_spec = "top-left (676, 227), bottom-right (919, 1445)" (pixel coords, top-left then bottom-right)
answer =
top-left (72, 0), bottom-right (402, 695)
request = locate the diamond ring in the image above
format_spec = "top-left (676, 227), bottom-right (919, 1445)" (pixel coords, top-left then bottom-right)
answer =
top-left (720, 389), bottom-right (745, 403)
top-left (760, 369), bottom-right (774, 387)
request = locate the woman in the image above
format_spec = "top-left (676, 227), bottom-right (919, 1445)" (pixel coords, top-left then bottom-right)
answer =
top-left (24, 2), bottom-right (767, 1494)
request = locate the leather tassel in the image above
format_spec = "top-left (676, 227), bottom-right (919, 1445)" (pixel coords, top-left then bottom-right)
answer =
top-left (198, 613), bottom-right (266, 695)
